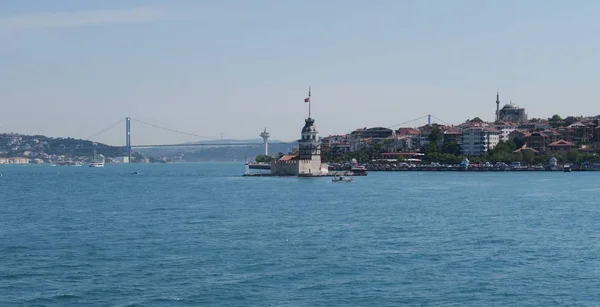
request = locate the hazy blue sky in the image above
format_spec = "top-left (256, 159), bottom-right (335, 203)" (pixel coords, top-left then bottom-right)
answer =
top-left (1, 0), bottom-right (599, 145)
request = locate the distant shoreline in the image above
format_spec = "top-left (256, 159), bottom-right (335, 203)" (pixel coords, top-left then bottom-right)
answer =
top-left (366, 168), bottom-right (596, 172)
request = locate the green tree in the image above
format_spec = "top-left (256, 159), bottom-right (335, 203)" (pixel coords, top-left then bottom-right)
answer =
top-left (566, 149), bottom-right (581, 164)
top-left (513, 135), bottom-right (526, 149)
top-left (490, 141), bottom-right (517, 155)
top-left (421, 142), bottom-right (440, 154)
top-left (549, 114), bottom-right (563, 122)
top-left (371, 143), bottom-right (383, 160)
top-left (549, 114), bottom-right (563, 128)
top-left (427, 126), bottom-right (442, 143)
top-left (255, 154), bottom-right (273, 163)
top-left (442, 142), bottom-right (461, 155)
top-left (522, 150), bottom-right (535, 165)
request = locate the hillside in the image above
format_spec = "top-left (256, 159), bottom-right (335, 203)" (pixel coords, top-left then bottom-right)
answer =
top-left (0, 133), bottom-right (296, 162)
top-left (136, 141), bottom-right (296, 162)
top-left (0, 133), bottom-right (124, 159)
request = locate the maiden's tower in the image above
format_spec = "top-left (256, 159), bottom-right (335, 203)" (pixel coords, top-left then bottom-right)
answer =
top-left (270, 88), bottom-right (329, 177)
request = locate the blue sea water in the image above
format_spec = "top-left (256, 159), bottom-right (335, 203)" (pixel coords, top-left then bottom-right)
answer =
top-left (1, 163), bottom-right (599, 306)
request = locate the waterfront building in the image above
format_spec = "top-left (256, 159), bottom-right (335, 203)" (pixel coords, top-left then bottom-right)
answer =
top-left (0, 157), bottom-right (30, 164)
top-left (461, 127), bottom-right (501, 156)
top-left (443, 127), bottom-right (462, 147)
top-left (524, 131), bottom-right (548, 152)
top-left (270, 88), bottom-right (328, 177)
top-left (114, 156), bottom-right (130, 163)
top-left (270, 116), bottom-right (328, 176)
top-left (548, 140), bottom-right (576, 152)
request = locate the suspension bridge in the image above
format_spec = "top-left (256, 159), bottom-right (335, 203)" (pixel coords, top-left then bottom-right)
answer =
top-left (85, 117), bottom-right (296, 161)
top-left (84, 114), bottom-right (449, 160)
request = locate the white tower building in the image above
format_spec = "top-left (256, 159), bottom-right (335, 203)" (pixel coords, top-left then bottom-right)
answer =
top-left (259, 128), bottom-right (270, 155)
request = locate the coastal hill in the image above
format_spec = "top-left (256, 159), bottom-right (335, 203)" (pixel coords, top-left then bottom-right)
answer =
top-left (0, 133), bottom-right (124, 159)
top-left (135, 139), bottom-right (296, 162)
top-left (0, 132), bottom-right (296, 162)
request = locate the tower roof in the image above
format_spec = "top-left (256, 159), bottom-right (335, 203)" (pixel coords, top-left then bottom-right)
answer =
top-left (301, 117), bottom-right (317, 133)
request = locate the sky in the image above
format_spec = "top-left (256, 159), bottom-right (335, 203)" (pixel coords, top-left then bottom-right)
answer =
top-left (1, 0), bottom-right (600, 145)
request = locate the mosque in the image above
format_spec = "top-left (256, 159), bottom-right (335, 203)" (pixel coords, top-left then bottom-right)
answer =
top-left (495, 91), bottom-right (528, 123)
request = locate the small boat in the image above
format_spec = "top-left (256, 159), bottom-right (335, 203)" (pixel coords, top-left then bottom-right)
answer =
top-left (89, 146), bottom-right (105, 167)
top-left (332, 176), bottom-right (353, 182)
top-left (89, 161), bottom-right (104, 168)
top-left (563, 165), bottom-right (571, 172)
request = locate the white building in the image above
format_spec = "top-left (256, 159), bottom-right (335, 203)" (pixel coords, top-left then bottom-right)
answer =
top-left (0, 157), bottom-right (30, 164)
top-left (114, 156), bottom-right (130, 163)
top-left (271, 116), bottom-right (328, 176)
top-left (461, 127), bottom-right (501, 156)
top-left (494, 122), bottom-right (518, 142)
top-left (326, 134), bottom-right (351, 153)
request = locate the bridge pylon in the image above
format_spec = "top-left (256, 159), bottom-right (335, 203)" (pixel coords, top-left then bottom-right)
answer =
top-left (126, 117), bottom-right (131, 162)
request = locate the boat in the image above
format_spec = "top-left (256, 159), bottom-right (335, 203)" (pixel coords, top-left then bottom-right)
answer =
top-left (89, 161), bottom-right (104, 168)
top-left (89, 146), bottom-right (105, 167)
top-left (563, 164), bottom-right (571, 172)
top-left (349, 158), bottom-right (368, 175)
top-left (332, 176), bottom-right (353, 182)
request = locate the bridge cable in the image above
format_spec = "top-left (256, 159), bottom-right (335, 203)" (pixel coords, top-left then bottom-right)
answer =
top-left (129, 118), bottom-right (222, 140)
top-left (85, 118), bottom-right (126, 141)
top-left (386, 115), bottom-right (429, 129)
top-left (430, 115), bottom-right (451, 125)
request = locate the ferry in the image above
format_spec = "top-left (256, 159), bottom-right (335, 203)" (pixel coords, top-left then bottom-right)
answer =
top-left (89, 147), bottom-right (105, 167)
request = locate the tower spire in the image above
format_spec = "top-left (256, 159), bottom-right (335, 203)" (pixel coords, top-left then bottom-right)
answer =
top-left (308, 86), bottom-right (311, 119)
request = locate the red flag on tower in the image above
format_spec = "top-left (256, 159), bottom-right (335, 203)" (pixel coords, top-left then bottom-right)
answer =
top-left (304, 87), bottom-right (311, 103)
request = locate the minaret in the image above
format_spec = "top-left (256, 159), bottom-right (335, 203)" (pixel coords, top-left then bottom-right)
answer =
top-left (495, 91), bottom-right (500, 122)
top-left (259, 128), bottom-right (270, 155)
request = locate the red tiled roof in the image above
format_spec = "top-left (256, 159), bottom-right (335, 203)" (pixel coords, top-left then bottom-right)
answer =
top-left (278, 154), bottom-right (297, 161)
top-left (382, 152), bottom-right (423, 156)
top-left (444, 127), bottom-right (462, 134)
top-left (514, 147), bottom-right (539, 153)
top-left (395, 128), bottom-right (420, 136)
top-left (568, 122), bottom-right (586, 128)
top-left (549, 140), bottom-right (576, 147)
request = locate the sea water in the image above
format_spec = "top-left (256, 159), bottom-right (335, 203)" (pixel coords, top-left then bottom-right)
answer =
top-left (1, 163), bottom-right (599, 306)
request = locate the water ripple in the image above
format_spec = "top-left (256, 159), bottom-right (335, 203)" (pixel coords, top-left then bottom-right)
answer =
top-left (0, 164), bottom-right (599, 306)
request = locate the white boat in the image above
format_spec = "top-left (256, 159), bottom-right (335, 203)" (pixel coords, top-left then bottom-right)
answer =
top-left (332, 176), bottom-right (353, 182)
top-left (89, 146), bottom-right (105, 167)
top-left (89, 161), bottom-right (104, 168)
